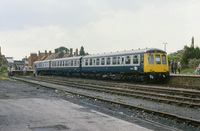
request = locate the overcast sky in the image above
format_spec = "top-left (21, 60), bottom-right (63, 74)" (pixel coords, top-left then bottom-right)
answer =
top-left (0, 0), bottom-right (200, 60)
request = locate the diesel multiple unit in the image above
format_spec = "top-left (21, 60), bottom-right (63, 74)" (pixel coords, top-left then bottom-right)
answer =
top-left (34, 48), bottom-right (169, 81)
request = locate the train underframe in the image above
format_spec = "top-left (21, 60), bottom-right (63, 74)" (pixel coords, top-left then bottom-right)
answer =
top-left (37, 70), bottom-right (169, 83)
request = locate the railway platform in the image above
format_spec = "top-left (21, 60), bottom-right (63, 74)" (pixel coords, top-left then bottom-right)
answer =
top-left (0, 79), bottom-right (153, 131)
top-left (169, 73), bottom-right (200, 88)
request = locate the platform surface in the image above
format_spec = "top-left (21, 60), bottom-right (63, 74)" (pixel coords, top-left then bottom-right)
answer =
top-left (0, 79), bottom-right (152, 131)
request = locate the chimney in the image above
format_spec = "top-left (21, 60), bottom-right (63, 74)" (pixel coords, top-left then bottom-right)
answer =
top-left (70, 48), bottom-right (73, 57)
top-left (76, 48), bottom-right (78, 56)
top-left (38, 50), bottom-right (41, 61)
top-left (45, 50), bottom-right (47, 55)
top-left (55, 49), bottom-right (58, 53)
top-left (191, 36), bottom-right (194, 47)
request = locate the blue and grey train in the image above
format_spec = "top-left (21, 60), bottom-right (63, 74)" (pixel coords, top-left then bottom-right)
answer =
top-left (34, 48), bottom-right (169, 81)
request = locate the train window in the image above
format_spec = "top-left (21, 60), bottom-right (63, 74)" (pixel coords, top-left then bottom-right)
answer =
top-left (77, 61), bottom-right (80, 66)
top-left (117, 57), bottom-right (119, 65)
top-left (74, 61), bottom-right (77, 66)
top-left (71, 61), bottom-right (73, 66)
top-left (141, 56), bottom-right (144, 64)
top-left (133, 55), bottom-right (139, 64)
top-left (122, 57), bottom-right (125, 65)
top-left (162, 55), bottom-right (167, 64)
top-left (125, 56), bottom-right (131, 64)
top-left (89, 59), bottom-right (92, 65)
top-left (106, 57), bottom-right (111, 65)
top-left (148, 54), bottom-right (154, 64)
top-left (93, 59), bottom-right (96, 65)
top-left (112, 57), bottom-right (117, 65)
top-left (101, 58), bottom-right (105, 65)
top-left (96, 58), bottom-right (100, 65)
top-left (85, 59), bottom-right (88, 66)
top-left (155, 55), bottom-right (161, 64)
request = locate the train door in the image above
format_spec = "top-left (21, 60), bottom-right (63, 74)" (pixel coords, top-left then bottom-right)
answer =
top-left (140, 54), bottom-right (144, 72)
top-left (121, 56), bottom-right (125, 66)
top-left (79, 57), bottom-right (82, 73)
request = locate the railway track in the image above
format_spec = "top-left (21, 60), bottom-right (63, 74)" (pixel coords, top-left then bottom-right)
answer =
top-left (13, 76), bottom-right (200, 128)
top-left (25, 76), bottom-right (200, 108)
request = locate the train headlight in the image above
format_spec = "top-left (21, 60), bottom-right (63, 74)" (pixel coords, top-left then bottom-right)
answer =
top-left (163, 75), bottom-right (165, 78)
top-left (150, 68), bottom-right (153, 72)
top-left (149, 75), bottom-right (154, 79)
top-left (164, 68), bottom-right (166, 71)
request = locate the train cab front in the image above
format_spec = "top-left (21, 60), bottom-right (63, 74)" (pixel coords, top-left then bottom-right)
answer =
top-left (143, 49), bottom-right (169, 81)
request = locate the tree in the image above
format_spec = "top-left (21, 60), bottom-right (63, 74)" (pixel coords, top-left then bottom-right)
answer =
top-left (168, 53), bottom-right (181, 64)
top-left (55, 46), bottom-right (69, 53)
top-left (79, 46), bottom-right (85, 56)
top-left (181, 45), bottom-right (200, 68)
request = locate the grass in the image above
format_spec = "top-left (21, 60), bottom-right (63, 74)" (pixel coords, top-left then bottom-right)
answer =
top-left (0, 76), bottom-right (10, 80)
top-left (181, 68), bottom-right (196, 74)
top-left (0, 71), bottom-right (10, 80)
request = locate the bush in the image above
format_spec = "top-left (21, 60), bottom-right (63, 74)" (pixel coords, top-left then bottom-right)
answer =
top-left (188, 58), bottom-right (200, 69)
top-left (0, 65), bottom-right (8, 72)
top-left (181, 68), bottom-right (195, 74)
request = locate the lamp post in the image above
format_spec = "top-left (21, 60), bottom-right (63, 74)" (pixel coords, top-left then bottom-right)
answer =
top-left (163, 42), bottom-right (167, 52)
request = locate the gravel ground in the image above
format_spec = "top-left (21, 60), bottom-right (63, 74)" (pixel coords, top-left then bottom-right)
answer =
top-left (14, 77), bottom-right (200, 131)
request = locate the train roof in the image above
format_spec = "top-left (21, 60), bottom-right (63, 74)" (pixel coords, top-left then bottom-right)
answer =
top-left (51, 56), bottom-right (82, 62)
top-left (83, 48), bottom-right (166, 59)
top-left (34, 48), bottom-right (166, 63)
top-left (34, 59), bottom-right (51, 64)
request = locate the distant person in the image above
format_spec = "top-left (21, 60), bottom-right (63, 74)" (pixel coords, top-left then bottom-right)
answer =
top-left (23, 67), bottom-right (27, 76)
top-left (198, 64), bottom-right (200, 74)
top-left (33, 66), bottom-right (37, 77)
top-left (178, 61), bottom-right (181, 74)
top-left (9, 67), bottom-right (13, 78)
top-left (170, 60), bottom-right (174, 73)
top-left (193, 67), bottom-right (199, 75)
top-left (173, 60), bottom-right (177, 74)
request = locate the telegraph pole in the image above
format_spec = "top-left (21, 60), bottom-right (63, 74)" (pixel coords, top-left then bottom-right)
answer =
top-left (163, 42), bottom-right (167, 52)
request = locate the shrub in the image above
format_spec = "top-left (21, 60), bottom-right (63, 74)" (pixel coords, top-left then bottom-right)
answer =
top-left (188, 58), bottom-right (200, 69)
top-left (181, 68), bottom-right (194, 74)
top-left (0, 65), bottom-right (8, 72)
